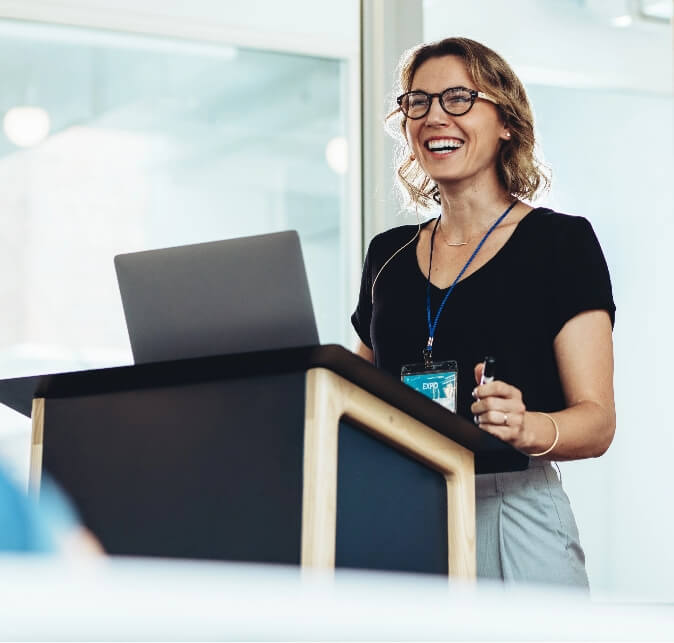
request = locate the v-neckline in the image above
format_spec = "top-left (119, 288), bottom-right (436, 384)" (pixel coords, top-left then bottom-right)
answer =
top-left (416, 207), bottom-right (539, 292)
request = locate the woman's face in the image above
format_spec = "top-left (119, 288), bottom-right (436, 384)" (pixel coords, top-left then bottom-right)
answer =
top-left (405, 55), bottom-right (509, 191)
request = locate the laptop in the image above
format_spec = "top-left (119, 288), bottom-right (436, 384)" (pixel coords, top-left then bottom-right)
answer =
top-left (114, 230), bottom-right (319, 363)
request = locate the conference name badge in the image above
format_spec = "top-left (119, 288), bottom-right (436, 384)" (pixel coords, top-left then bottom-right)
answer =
top-left (401, 360), bottom-right (458, 413)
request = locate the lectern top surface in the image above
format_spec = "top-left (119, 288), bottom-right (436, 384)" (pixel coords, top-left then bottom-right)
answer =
top-left (114, 230), bottom-right (319, 364)
top-left (0, 345), bottom-right (528, 473)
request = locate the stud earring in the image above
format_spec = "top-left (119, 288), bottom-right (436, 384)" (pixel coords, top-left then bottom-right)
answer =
top-left (504, 131), bottom-right (511, 139)
top-left (410, 153), bottom-right (416, 161)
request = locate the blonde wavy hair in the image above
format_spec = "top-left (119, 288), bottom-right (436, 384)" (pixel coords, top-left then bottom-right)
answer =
top-left (386, 37), bottom-right (550, 210)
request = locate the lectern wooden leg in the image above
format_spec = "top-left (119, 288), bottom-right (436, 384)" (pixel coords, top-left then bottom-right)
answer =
top-left (29, 398), bottom-right (45, 497)
top-left (301, 369), bottom-right (340, 569)
top-left (445, 461), bottom-right (477, 579)
top-left (301, 367), bottom-right (476, 580)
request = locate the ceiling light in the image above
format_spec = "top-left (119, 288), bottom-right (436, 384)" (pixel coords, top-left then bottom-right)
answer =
top-left (325, 136), bottom-right (348, 175)
top-left (611, 14), bottom-right (633, 27)
top-left (3, 106), bottom-right (51, 147)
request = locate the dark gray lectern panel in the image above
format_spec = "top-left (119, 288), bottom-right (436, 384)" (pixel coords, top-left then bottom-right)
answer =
top-left (335, 419), bottom-right (448, 575)
top-left (43, 373), bottom-right (305, 563)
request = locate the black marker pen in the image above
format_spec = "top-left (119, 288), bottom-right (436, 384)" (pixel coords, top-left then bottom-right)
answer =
top-left (474, 356), bottom-right (496, 425)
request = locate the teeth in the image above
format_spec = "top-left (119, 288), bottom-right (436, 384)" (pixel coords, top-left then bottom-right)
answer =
top-left (426, 138), bottom-right (463, 151)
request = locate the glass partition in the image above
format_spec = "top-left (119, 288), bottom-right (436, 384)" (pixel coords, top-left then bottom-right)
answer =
top-left (0, 17), bottom-right (357, 482)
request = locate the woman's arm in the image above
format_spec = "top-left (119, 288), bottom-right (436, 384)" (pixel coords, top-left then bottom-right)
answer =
top-left (471, 309), bottom-right (616, 460)
top-left (354, 339), bottom-right (375, 364)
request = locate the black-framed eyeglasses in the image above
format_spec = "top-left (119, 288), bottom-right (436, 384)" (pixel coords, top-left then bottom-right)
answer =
top-left (396, 86), bottom-right (498, 119)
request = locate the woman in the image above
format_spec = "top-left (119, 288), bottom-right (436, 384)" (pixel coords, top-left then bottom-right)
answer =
top-left (351, 37), bottom-right (615, 588)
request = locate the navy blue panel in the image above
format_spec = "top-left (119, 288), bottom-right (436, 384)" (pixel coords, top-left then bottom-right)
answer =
top-left (335, 419), bottom-right (448, 575)
top-left (43, 373), bottom-right (305, 564)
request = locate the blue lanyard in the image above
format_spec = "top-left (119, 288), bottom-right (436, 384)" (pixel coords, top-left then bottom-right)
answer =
top-left (423, 200), bottom-right (517, 366)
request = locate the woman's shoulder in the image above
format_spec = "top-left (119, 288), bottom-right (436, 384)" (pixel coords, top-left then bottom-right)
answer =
top-left (518, 207), bottom-right (610, 277)
top-left (524, 206), bottom-right (593, 228)
top-left (366, 221), bottom-right (428, 258)
top-left (520, 207), bottom-right (597, 242)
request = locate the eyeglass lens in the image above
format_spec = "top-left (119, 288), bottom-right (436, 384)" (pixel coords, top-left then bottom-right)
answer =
top-left (401, 88), bottom-right (474, 118)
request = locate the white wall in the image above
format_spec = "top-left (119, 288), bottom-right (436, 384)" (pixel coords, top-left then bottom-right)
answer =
top-left (424, 0), bottom-right (671, 93)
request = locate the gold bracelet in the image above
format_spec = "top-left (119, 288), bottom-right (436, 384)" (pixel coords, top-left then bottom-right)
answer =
top-left (527, 412), bottom-right (559, 457)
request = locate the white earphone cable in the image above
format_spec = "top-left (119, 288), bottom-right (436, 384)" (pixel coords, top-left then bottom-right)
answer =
top-left (370, 200), bottom-right (424, 304)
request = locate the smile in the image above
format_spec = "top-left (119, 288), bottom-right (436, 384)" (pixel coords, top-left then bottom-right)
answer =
top-left (424, 137), bottom-right (464, 153)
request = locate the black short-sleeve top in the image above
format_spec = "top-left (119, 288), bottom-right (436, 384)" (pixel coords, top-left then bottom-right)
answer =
top-left (351, 207), bottom-right (615, 424)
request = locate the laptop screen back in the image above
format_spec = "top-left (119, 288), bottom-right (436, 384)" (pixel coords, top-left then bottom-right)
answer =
top-left (114, 231), bottom-right (319, 363)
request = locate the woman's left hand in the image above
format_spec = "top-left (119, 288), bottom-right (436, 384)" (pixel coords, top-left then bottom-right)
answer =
top-left (470, 362), bottom-right (532, 451)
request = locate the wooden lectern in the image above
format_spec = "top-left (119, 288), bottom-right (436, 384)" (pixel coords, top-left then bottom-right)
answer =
top-left (0, 345), bottom-right (527, 579)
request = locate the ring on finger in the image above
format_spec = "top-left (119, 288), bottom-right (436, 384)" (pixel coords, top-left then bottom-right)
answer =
top-left (503, 413), bottom-right (508, 426)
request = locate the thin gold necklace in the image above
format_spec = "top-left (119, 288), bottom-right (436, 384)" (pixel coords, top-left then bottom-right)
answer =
top-left (438, 212), bottom-right (505, 247)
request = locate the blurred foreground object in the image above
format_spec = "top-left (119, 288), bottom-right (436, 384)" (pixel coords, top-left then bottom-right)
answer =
top-left (0, 465), bottom-right (101, 556)
top-left (0, 558), bottom-right (671, 641)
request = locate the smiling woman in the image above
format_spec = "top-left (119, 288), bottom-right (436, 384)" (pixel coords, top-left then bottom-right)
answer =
top-left (389, 38), bottom-right (547, 210)
top-left (352, 37), bottom-right (616, 589)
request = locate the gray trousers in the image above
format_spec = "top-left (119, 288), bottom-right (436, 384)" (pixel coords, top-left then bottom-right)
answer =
top-left (476, 459), bottom-right (589, 589)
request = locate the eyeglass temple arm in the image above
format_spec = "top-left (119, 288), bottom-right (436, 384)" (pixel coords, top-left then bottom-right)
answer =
top-left (476, 91), bottom-right (498, 105)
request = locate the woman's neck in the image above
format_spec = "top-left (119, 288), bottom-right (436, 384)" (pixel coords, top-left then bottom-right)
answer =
top-left (436, 183), bottom-right (516, 244)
